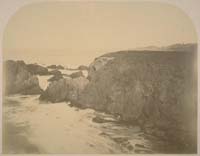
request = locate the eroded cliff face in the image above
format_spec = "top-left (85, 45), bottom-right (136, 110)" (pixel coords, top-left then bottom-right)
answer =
top-left (78, 50), bottom-right (197, 152)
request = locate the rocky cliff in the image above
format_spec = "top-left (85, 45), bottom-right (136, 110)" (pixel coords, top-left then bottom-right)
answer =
top-left (4, 60), bottom-right (43, 95)
top-left (78, 49), bottom-right (197, 152)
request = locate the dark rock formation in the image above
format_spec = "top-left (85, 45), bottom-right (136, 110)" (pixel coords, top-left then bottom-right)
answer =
top-left (87, 56), bottom-right (114, 80)
top-left (47, 65), bottom-right (57, 69)
top-left (27, 64), bottom-right (48, 75)
top-left (4, 60), bottom-right (43, 95)
top-left (47, 64), bottom-right (64, 69)
top-left (48, 74), bottom-right (63, 82)
top-left (78, 65), bottom-right (88, 70)
top-left (57, 65), bottom-right (64, 69)
top-left (78, 49), bottom-right (197, 152)
top-left (69, 71), bottom-right (83, 78)
top-left (40, 76), bottom-right (89, 103)
top-left (20, 76), bottom-right (43, 94)
top-left (47, 69), bottom-right (63, 82)
top-left (48, 69), bottom-right (62, 75)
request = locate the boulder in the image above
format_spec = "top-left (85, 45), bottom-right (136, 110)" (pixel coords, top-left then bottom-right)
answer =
top-left (47, 64), bottom-right (64, 69)
top-left (27, 64), bottom-right (48, 75)
top-left (57, 65), bottom-right (64, 69)
top-left (21, 76), bottom-right (43, 94)
top-left (47, 69), bottom-right (64, 82)
top-left (69, 71), bottom-right (83, 78)
top-left (4, 60), bottom-right (42, 95)
top-left (48, 69), bottom-right (62, 75)
top-left (40, 76), bottom-right (89, 103)
top-left (69, 76), bottom-right (90, 102)
top-left (48, 74), bottom-right (63, 82)
top-left (47, 65), bottom-right (57, 69)
top-left (78, 65), bottom-right (88, 70)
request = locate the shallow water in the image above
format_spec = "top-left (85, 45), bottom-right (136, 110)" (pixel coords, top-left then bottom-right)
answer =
top-left (37, 75), bottom-right (52, 90)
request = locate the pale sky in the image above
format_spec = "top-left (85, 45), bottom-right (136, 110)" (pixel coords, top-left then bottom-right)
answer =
top-left (3, 1), bottom-right (197, 66)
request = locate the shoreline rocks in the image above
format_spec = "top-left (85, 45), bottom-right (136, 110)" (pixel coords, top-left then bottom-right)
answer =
top-left (78, 65), bottom-right (88, 70)
top-left (77, 50), bottom-right (197, 152)
top-left (3, 43), bottom-right (197, 153)
top-left (69, 71), bottom-right (84, 79)
top-left (48, 74), bottom-right (63, 82)
top-left (47, 69), bottom-right (64, 82)
top-left (27, 64), bottom-right (49, 75)
top-left (40, 76), bottom-right (89, 103)
top-left (4, 60), bottom-right (43, 95)
top-left (47, 64), bottom-right (64, 70)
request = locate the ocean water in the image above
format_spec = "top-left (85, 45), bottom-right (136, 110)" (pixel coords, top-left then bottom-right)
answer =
top-left (3, 94), bottom-right (161, 154)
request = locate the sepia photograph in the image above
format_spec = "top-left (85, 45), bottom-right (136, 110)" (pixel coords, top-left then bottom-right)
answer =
top-left (0, 0), bottom-right (198, 154)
